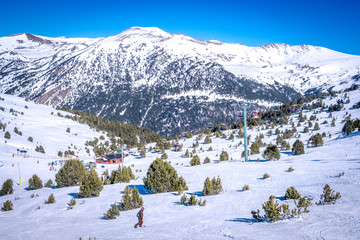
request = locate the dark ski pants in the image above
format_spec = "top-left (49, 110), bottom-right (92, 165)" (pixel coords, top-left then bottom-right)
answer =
top-left (134, 218), bottom-right (143, 228)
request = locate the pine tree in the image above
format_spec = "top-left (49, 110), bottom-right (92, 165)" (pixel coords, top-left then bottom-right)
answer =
top-left (2, 200), bottom-right (13, 211)
top-left (119, 186), bottom-right (132, 211)
top-left (190, 155), bottom-right (200, 166)
top-left (228, 134), bottom-right (234, 140)
top-left (161, 152), bottom-right (168, 160)
top-left (44, 179), bottom-right (53, 187)
top-left (188, 193), bottom-right (197, 206)
top-left (180, 193), bottom-right (188, 205)
top-left (219, 151), bottom-right (229, 161)
top-left (77, 169), bottom-right (103, 198)
top-left (281, 141), bottom-right (290, 151)
top-left (56, 160), bottom-right (86, 187)
top-left (202, 177), bottom-right (214, 196)
top-left (308, 133), bottom-right (324, 147)
top-left (262, 144), bottom-right (280, 161)
top-left (184, 149), bottom-right (190, 157)
top-left (4, 131), bottom-right (11, 139)
top-left (28, 174), bottom-right (43, 190)
top-left (213, 176), bottom-right (223, 194)
top-left (303, 127), bottom-right (309, 133)
top-left (0, 179), bottom-right (14, 196)
top-left (103, 202), bottom-right (120, 219)
top-left (203, 157), bottom-right (211, 164)
top-left (314, 122), bottom-right (320, 131)
top-left (342, 120), bottom-right (355, 135)
top-left (262, 195), bottom-right (281, 222)
top-left (204, 135), bottom-right (212, 144)
top-left (119, 186), bottom-right (143, 211)
top-left (143, 158), bottom-right (188, 193)
top-left (46, 193), bottom-right (55, 204)
top-left (68, 198), bottom-right (76, 210)
top-left (250, 142), bottom-right (260, 155)
top-left (285, 186), bottom-right (301, 200)
top-left (317, 184), bottom-right (341, 205)
top-left (292, 140), bottom-right (305, 155)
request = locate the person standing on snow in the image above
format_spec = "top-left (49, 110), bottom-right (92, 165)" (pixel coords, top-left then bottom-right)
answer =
top-left (134, 207), bottom-right (144, 228)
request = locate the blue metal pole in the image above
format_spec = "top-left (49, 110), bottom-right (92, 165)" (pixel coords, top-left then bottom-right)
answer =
top-left (243, 105), bottom-right (248, 162)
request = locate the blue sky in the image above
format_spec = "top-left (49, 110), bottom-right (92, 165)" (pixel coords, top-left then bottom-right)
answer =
top-left (1, 0), bottom-right (359, 55)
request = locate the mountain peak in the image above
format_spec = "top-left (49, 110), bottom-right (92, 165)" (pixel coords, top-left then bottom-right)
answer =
top-left (120, 26), bottom-right (171, 37)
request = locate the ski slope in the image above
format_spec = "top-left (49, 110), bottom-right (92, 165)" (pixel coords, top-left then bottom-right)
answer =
top-left (0, 91), bottom-right (360, 240)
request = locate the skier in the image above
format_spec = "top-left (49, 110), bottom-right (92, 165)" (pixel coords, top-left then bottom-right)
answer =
top-left (134, 207), bottom-right (144, 228)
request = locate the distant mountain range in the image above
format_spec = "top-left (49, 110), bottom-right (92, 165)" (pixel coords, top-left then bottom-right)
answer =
top-left (1, 27), bottom-right (359, 135)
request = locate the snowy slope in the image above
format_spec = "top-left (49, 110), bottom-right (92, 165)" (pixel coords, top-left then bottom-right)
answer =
top-left (0, 90), bottom-right (360, 239)
top-left (0, 94), bottom-right (104, 158)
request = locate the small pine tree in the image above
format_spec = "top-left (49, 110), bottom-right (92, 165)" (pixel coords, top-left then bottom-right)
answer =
top-left (262, 195), bottom-right (281, 222)
top-left (208, 146), bottom-right (213, 151)
top-left (180, 193), bottom-right (188, 205)
top-left (77, 169), bottom-right (104, 198)
top-left (161, 152), bottom-right (168, 160)
top-left (119, 186), bottom-right (132, 211)
top-left (219, 151), bottom-right (229, 161)
top-left (250, 142), bottom-right (260, 155)
top-left (103, 202), bottom-right (120, 219)
top-left (212, 176), bottom-right (223, 194)
top-left (2, 200), bottom-right (13, 211)
top-left (263, 173), bottom-right (270, 179)
top-left (202, 177), bottom-right (214, 196)
top-left (190, 155), bottom-right (200, 166)
top-left (46, 193), bottom-right (55, 204)
top-left (203, 157), bottom-right (211, 164)
top-left (342, 120), bottom-right (355, 135)
top-left (188, 193), bottom-right (197, 206)
top-left (293, 196), bottom-right (313, 218)
top-left (308, 133), bottom-right (324, 147)
top-left (4, 131), bottom-right (11, 139)
top-left (303, 127), bottom-right (309, 133)
top-left (262, 144), bottom-right (280, 161)
top-left (281, 141), bottom-right (290, 151)
top-left (292, 140), bottom-right (305, 155)
top-left (228, 134), bottom-right (234, 141)
top-left (288, 166), bottom-right (295, 172)
top-left (68, 198), bottom-right (76, 210)
top-left (317, 184), bottom-right (341, 205)
top-left (35, 145), bottom-right (45, 154)
top-left (44, 179), bottom-right (53, 188)
top-left (131, 187), bottom-right (143, 209)
top-left (314, 122), bottom-right (320, 131)
top-left (0, 179), bottom-right (14, 196)
top-left (242, 184), bottom-right (250, 191)
top-left (28, 174), bottom-right (43, 190)
top-left (184, 149), bottom-right (190, 157)
top-left (331, 118), bottom-right (336, 127)
top-left (285, 186), bottom-right (301, 200)
top-left (28, 136), bottom-right (33, 142)
top-left (204, 135), bottom-right (212, 144)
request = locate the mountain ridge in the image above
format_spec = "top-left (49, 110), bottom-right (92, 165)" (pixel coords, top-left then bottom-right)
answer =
top-left (1, 27), bottom-right (359, 135)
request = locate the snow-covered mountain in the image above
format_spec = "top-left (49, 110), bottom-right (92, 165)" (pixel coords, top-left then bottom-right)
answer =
top-left (1, 27), bottom-right (359, 135)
